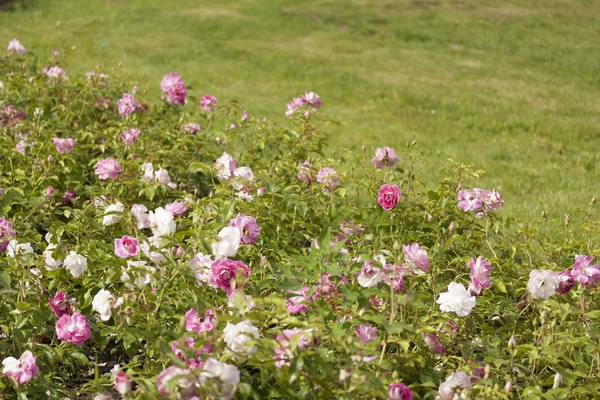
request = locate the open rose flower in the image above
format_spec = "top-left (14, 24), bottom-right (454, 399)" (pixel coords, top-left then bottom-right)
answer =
top-left (49, 291), bottom-right (72, 317)
top-left (2, 351), bottom-right (38, 386)
top-left (117, 93), bottom-right (137, 116)
top-left (316, 167), bottom-right (340, 193)
top-left (402, 243), bottom-right (430, 273)
top-left (200, 94), bottom-right (218, 112)
top-left (114, 235), bottom-right (139, 258)
top-left (0, 218), bottom-right (15, 251)
top-left (160, 72), bottom-right (187, 105)
top-left (437, 282), bottom-right (476, 317)
top-left (229, 214), bottom-right (260, 245)
top-left (468, 256), bottom-right (492, 296)
top-left (53, 138), bottom-right (75, 153)
top-left (95, 157), bottom-right (122, 180)
top-left (7, 39), bottom-right (25, 55)
top-left (92, 289), bottom-right (123, 321)
top-left (120, 128), bottom-right (140, 145)
top-left (209, 258), bottom-right (251, 295)
top-left (378, 184), bottom-right (401, 210)
top-left (571, 255), bottom-right (600, 287)
top-left (185, 308), bottom-right (216, 333)
top-left (388, 382), bottom-right (413, 400)
top-left (56, 312), bottom-right (91, 345)
top-left (355, 323), bottom-right (378, 343)
top-left (215, 152), bottom-right (236, 180)
top-left (372, 147), bottom-right (400, 169)
top-left (527, 269), bottom-right (559, 299)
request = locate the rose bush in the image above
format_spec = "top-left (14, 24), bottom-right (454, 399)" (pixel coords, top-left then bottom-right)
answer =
top-left (0, 39), bottom-right (599, 399)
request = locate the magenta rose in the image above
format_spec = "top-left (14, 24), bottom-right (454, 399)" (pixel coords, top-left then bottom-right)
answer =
top-left (49, 292), bottom-right (72, 318)
top-left (229, 214), bottom-right (260, 245)
top-left (209, 258), bottom-right (251, 295)
top-left (377, 184), bottom-right (401, 210)
top-left (55, 312), bottom-right (91, 346)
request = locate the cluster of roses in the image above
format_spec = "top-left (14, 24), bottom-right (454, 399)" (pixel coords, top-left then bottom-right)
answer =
top-left (285, 91), bottom-right (322, 117)
top-left (214, 151), bottom-right (263, 201)
top-left (527, 255), bottom-right (600, 299)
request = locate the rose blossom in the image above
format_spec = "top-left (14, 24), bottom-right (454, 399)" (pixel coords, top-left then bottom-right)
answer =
top-left (378, 184), bottom-right (402, 210)
top-left (355, 323), bottom-right (377, 343)
top-left (117, 93), bottom-right (137, 116)
top-left (120, 128), bottom-right (140, 145)
top-left (155, 366), bottom-right (195, 398)
top-left (215, 152), bottom-right (236, 180)
top-left (211, 227), bottom-right (241, 259)
top-left (114, 235), bottom-right (139, 258)
top-left (438, 371), bottom-right (472, 400)
top-left (16, 139), bottom-right (27, 155)
top-left (200, 94), bottom-right (218, 112)
top-left (303, 91), bottom-right (322, 111)
top-left (46, 66), bottom-right (66, 80)
top-left (131, 204), bottom-right (151, 229)
top-left (148, 207), bottom-right (176, 237)
top-left (436, 282), bottom-right (476, 317)
top-left (527, 270), bottom-right (559, 299)
top-left (92, 289), bottom-right (123, 321)
top-left (402, 243), bottom-right (430, 273)
top-left (160, 72), bottom-right (187, 105)
top-left (55, 312), bottom-right (91, 345)
top-left (141, 162), bottom-right (154, 181)
top-left (185, 308), bottom-right (216, 333)
top-left (383, 264), bottom-right (406, 292)
top-left (285, 96), bottom-right (305, 116)
top-left (189, 252), bottom-right (213, 284)
top-left (557, 270), bottom-right (574, 294)
top-left (0, 105), bottom-right (26, 126)
top-left (0, 218), bottom-right (15, 251)
top-left (52, 138), bottom-right (75, 154)
top-left (571, 255), bottom-right (600, 287)
top-left (357, 261), bottom-right (382, 288)
top-left (102, 201), bottom-right (124, 226)
top-left (458, 188), bottom-right (504, 216)
top-left (7, 39), bottom-right (25, 55)
top-left (165, 201), bottom-right (188, 216)
top-left (182, 123), bottom-right (200, 134)
top-left (316, 167), bottom-right (340, 193)
top-left (297, 160), bottom-right (313, 183)
top-left (199, 358), bottom-right (240, 400)
top-left (61, 189), bottom-right (77, 206)
top-left (44, 186), bottom-right (55, 197)
top-left (468, 256), bottom-right (492, 295)
top-left (372, 147), bottom-right (400, 169)
top-left (223, 320), bottom-right (259, 358)
top-left (285, 286), bottom-right (309, 314)
top-left (2, 351), bottom-right (38, 386)
top-left (6, 240), bottom-right (33, 258)
top-left (114, 370), bottom-right (131, 396)
top-left (209, 258), bottom-right (250, 295)
top-left (49, 291), bottom-right (72, 317)
top-left (95, 157), bottom-right (122, 180)
top-left (229, 214), bottom-right (260, 245)
top-left (388, 382), bottom-right (413, 400)
top-left (422, 332), bottom-right (445, 354)
top-left (63, 251), bottom-right (87, 278)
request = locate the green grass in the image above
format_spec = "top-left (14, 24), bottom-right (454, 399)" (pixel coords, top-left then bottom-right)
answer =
top-left (2, 0), bottom-right (599, 229)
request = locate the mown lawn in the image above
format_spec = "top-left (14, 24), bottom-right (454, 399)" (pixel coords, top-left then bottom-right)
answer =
top-left (1, 0), bottom-right (599, 230)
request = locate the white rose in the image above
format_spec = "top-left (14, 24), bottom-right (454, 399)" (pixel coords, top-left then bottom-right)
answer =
top-left (357, 265), bottom-right (382, 288)
top-left (527, 269), bottom-right (559, 299)
top-left (102, 202), bottom-right (124, 226)
top-left (141, 162), bottom-right (154, 181)
top-left (6, 240), bottom-right (33, 258)
top-left (199, 358), bottom-right (240, 400)
top-left (92, 289), bottom-right (123, 321)
top-left (148, 207), bottom-right (176, 237)
top-left (154, 168), bottom-right (171, 185)
top-left (131, 204), bottom-right (151, 229)
top-left (438, 371), bottom-right (472, 400)
top-left (43, 243), bottom-right (62, 270)
top-left (189, 252), bottom-right (213, 284)
top-left (140, 241), bottom-right (167, 264)
top-left (436, 282), bottom-right (476, 317)
top-left (211, 227), bottom-right (241, 259)
top-left (222, 320), bottom-right (259, 358)
top-left (63, 251), bottom-right (87, 278)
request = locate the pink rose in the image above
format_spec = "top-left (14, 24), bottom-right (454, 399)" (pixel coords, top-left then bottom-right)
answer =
top-left (200, 94), bottom-right (218, 112)
top-left (117, 93), bottom-right (137, 117)
top-left (165, 201), bottom-right (188, 216)
top-left (571, 255), bottom-right (600, 287)
top-left (377, 184), bottom-right (401, 210)
top-left (297, 160), bottom-right (313, 183)
top-left (61, 189), bottom-right (77, 206)
top-left (355, 323), bottom-right (377, 343)
top-left (95, 157), bottom-right (122, 180)
top-left (388, 382), bottom-right (413, 400)
top-left (0, 105), bottom-right (26, 127)
top-left (55, 312), bottom-right (91, 346)
top-left (229, 214), bottom-right (260, 245)
top-left (0, 218), bottom-right (15, 251)
top-left (209, 258), bottom-right (251, 295)
top-left (468, 256), bottom-right (492, 296)
top-left (114, 235), bottom-right (139, 259)
top-left (422, 332), bottom-right (445, 354)
top-left (52, 138), bottom-right (75, 154)
top-left (44, 187), bottom-right (55, 197)
top-left (181, 123), bottom-right (200, 134)
top-left (402, 243), bottom-right (430, 273)
top-left (185, 308), bottom-right (216, 333)
top-left (160, 72), bottom-right (187, 105)
top-left (115, 370), bottom-right (131, 396)
top-left (316, 167), bottom-right (340, 193)
top-left (1, 351), bottom-right (38, 386)
top-left (371, 146), bottom-right (400, 169)
top-left (303, 91), bottom-right (322, 111)
top-left (7, 39), bottom-right (25, 55)
top-left (120, 128), bottom-right (140, 145)
top-left (215, 152), bottom-right (236, 181)
top-left (49, 291), bottom-right (72, 318)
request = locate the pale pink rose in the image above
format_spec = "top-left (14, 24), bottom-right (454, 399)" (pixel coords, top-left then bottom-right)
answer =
top-left (49, 291), bottom-right (72, 317)
top-left (46, 66), bottom-right (66, 80)
top-left (371, 147), bottom-right (400, 169)
top-left (468, 256), bottom-right (492, 296)
top-left (378, 184), bottom-right (401, 210)
top-left (402, 243), bottom-right (430, 273)
top-left (285, 97), bottom-right (306, 116)
top-left (7, 39), bottom-right (25, 55)
top-left (52, 138), bottom-right (75, 154)
top-left (182, 123), bottom-right (200, 134)
top-left (316, 167), bottom-right (340, 193)
top-left (285, 286), bottom-right (309, 314)
top-left (209, 258), bottom-right (251, 296)
top-left (155, 366), bottom-right (194, 398)
top-left (355, 323), bottom-right (377, 343)
top-left (0, 218), bottom-right (15, 251)
top-left (44, 186), bottom-right (55, 197)
top-left (117, 93), bottom-right (137, 117)
top-left (458, 188), bottom-right (504, 216)
top-left (115, 370), bottom-right (131, 396)
top-left (154, 168), bottom-right (173, 186)
top-left (229, 214), bottom-right (260, 245)
top-left (200, 94), bottom-right (218, 112)
top-left (571, 255), bottom-right (600, 287)
top-left (2, 351), bottom-right (38, 386)
top-left (55, 312), bottom-right (91, 345)
top-left (165, 201), bottom-right (188, 216)
top-left (120, 128), bottom-right (140, 145)
top-left (215, 152), bottom-right (236, 180)
top-left (303, 91), bottom-right (322, 111)
top-left (185, 308), bottom-right (216, 333)
top-left (95, 157), bottom-right (121, 180)
top-left (131, 204), bottom-right (151, 229)
top-left (114, 235), bottom-right (140, 258)
top-left (16, 139), bottom-right (27, 155)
